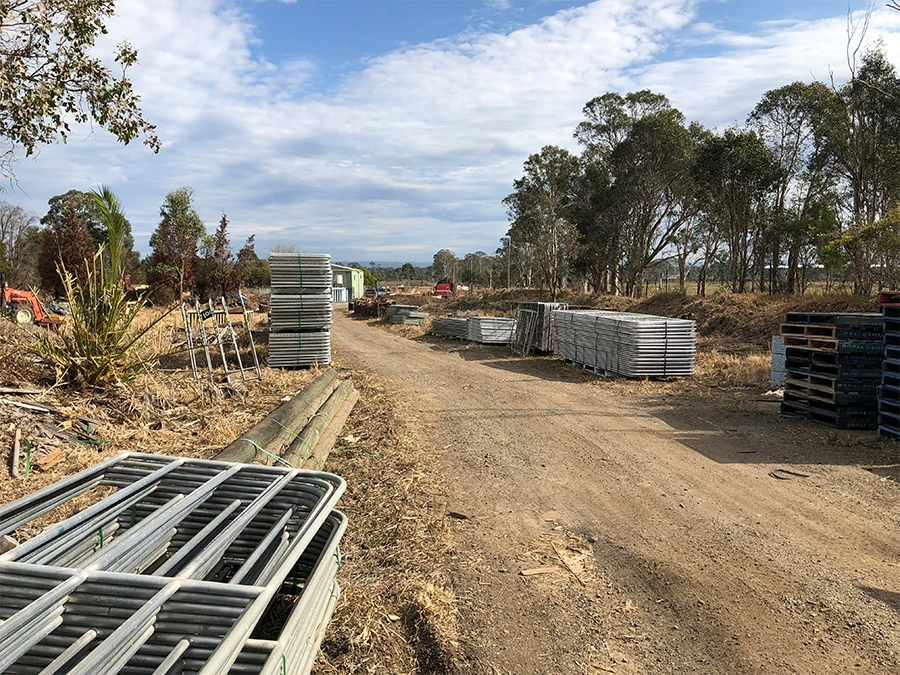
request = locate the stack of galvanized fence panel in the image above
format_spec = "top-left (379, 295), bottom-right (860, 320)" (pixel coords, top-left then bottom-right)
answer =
top-left (780, 312), bottom-right (884, 430)
top-left (268, 253), bottom-right (332, 368)
top-left (552, 310), bottom-right (696, 377)
top-left (467, 316), bottom-right (517, 344)
top-left (0, 452), bottom-right (347, 675)
top-left (879, 292), bottom-right (900, 439)
top-left (431, 317), bottom-right (469, 339)
top-left (511, 302), bottom-right (568, 355)
top-left (385, 305), bottom-right (429, 325)
top-left (331, 287), bottom-right (349, 303)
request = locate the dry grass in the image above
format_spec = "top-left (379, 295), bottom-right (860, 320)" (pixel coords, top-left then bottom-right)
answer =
top-left (0, 320), bottom-right (51, 386)
top-left (316, 369), bottom-right (461, 675)
top-left (692, 348), bottom-right (771, 389)
top-left (0, 366), bottom-right (318, 522)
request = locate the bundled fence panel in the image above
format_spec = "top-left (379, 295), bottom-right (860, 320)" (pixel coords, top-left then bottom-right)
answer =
top-left (779, 312), bottom-right (884, 430)
top-left (268, 253), bottom-right (332, 368)
top-left (553, 310), bottom-right (696, 377)
top-left (467, 316), bottom-right (517, 344)
top-left (511, 302), bottom-right (568, 355)
top-left (0, 452), bottom-right (349, 675)
top-left (431, 317), bottom-right (469, 339)
top-left (879, 292), bottom-right (900, 439)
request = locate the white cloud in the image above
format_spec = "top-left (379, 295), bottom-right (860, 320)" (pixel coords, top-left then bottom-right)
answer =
top-left (8, 1), bottom-right (900, 263)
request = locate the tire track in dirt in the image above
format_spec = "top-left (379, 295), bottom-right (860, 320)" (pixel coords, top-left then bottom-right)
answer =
top-left (332, 312), bottom-right (900, 674)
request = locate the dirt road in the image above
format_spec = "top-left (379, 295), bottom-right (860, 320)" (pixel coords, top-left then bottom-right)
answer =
top-left (331, 310), bottom-right (900, 675)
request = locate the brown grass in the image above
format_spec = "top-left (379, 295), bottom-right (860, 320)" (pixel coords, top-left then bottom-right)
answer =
top-left (0, 366), bottom-right (319, 527)
top-left (316, 369), bottom-right (461, 675)
top-left (0, 320), bottom-right (51, 386)
top-left (394, 289), bottom-right (879, 348)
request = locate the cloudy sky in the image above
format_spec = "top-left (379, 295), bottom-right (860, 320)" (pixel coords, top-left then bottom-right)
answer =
top-left (7, 0), bottom-right (900, 265)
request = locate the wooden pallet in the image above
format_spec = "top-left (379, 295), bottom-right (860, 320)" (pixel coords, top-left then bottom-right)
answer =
top-left (781, 400), bottom-right (878, 430)
top-left (781, 323), bottom-right (883, 340)
top-left (783, 390), bottom-right (878, 416)
top-left (782, 335), bottom-right (884, 353)
top-left (785, 312), bottom-right (883, 326)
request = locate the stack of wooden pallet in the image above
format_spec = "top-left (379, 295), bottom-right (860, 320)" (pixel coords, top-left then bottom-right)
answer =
top-left (879, 291), bottom-right (900, 439)
top-left (780, 312), bottom-right (884, 429)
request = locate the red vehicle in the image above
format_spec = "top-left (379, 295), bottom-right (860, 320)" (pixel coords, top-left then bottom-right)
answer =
top-left (432, 281), bottom-right (456, 299)
top-left (0, 276), bottom-right (62, 330)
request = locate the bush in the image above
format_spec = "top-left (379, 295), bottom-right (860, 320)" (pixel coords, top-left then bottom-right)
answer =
top-left (33, 249), bottom-right (172, 387)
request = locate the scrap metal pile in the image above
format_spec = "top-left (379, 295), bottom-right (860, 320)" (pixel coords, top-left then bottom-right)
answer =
top-left (268, 254), bottom-right (332, 368)
top-left (467, 316), bottom-right (517, 345)
top-left (0, 452), bottom-right (347, 675)
top-left (780, 312), bottom-right (884, 430)
top-left (878, 292), bottom-right (899, 439)
top-left (552, 310), bottom-right (696, 377)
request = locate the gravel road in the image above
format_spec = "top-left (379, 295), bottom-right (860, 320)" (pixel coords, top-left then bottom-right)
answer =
top-left (331, 310), bottom-right (900, 675)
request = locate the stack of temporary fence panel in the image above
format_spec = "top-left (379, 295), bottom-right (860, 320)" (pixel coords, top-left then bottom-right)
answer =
top-left (268, 253), bottom-right (332, 368)
top-left (385, 305), bottom-right (430, 325)
top-left (780, 312), bottom-right (884, 429)
top-left (431, 317), bottom-right (469, 339)
top-left (0, 453), bottom-right (347, 675)
top-left (467, 316), bottom-right (517, 344)
top-left (553, 310), bottom-right (696, 377)
top-left (879, 291), bottom-right (900, 439)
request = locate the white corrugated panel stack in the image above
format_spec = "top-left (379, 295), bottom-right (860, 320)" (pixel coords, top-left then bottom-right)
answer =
top-left (467, 316), bottom-right (517, 344)
top-left (268, 253), bottom-right (332, 367)
top-left (553, 310), bottom-right (695, 377)
top-left (431, 317), bottom-right (469, 339)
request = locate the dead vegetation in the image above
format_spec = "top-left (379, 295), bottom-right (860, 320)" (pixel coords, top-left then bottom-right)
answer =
top-left (316, 370), bottom-right (462, 675)
top-left (399, 289), bottom-right (877, 349)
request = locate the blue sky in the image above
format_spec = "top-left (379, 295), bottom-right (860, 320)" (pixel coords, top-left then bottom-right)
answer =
top-left (6, 0), bottom-right (896, 266)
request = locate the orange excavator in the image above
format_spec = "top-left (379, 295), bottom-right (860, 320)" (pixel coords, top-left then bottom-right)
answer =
top-left (0, 275), bottom-right (63, 330)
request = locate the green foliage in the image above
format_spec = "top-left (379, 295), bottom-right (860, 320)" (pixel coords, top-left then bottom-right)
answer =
top-left (349, 263), bottom-right (377, 288)
top-left (194, 214), bottom-right (257, 299)
top-left (504, 145), bottom-right (581, 299)
top-left (90, 185), bottom-right (128, 285)
top-left (147, 187), bottom-right (206, 301)
top-left (33, 247), bottom-right (171, 386)
top-left (399, 262), bottom-right (416, 279)
top-left (431, 250), bottom-right (458, 282)
top-left (0, 1), bottom-right (159, 177)
top-left (38, 199), bottom-right (94, 296)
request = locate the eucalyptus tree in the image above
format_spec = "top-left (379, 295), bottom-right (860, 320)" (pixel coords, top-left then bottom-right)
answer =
top-left (503, 145), bottom-right (580, 300)
top-left (749, 81), bottom-right (842, 292)
top-left (693, 129), bottom-right (780, 293)
top-left (0, 1), bottom-right (159, 180)
top-left (147, 187), bottom-right (206, 301)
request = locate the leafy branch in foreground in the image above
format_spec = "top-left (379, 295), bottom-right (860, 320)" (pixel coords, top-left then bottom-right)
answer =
top-left (0, 1), bottom-right (160, 180)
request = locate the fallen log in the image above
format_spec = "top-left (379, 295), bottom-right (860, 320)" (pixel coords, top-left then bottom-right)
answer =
top-left (281, 379), bottom-right (356, 468)
top-left (301, 388), bottom-right (359, 471)
top-left (216, 368), bottom-right (339, 464)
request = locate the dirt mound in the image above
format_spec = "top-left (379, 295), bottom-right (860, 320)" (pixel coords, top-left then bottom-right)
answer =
top-left (629, 293), bottom-right (877, 347)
